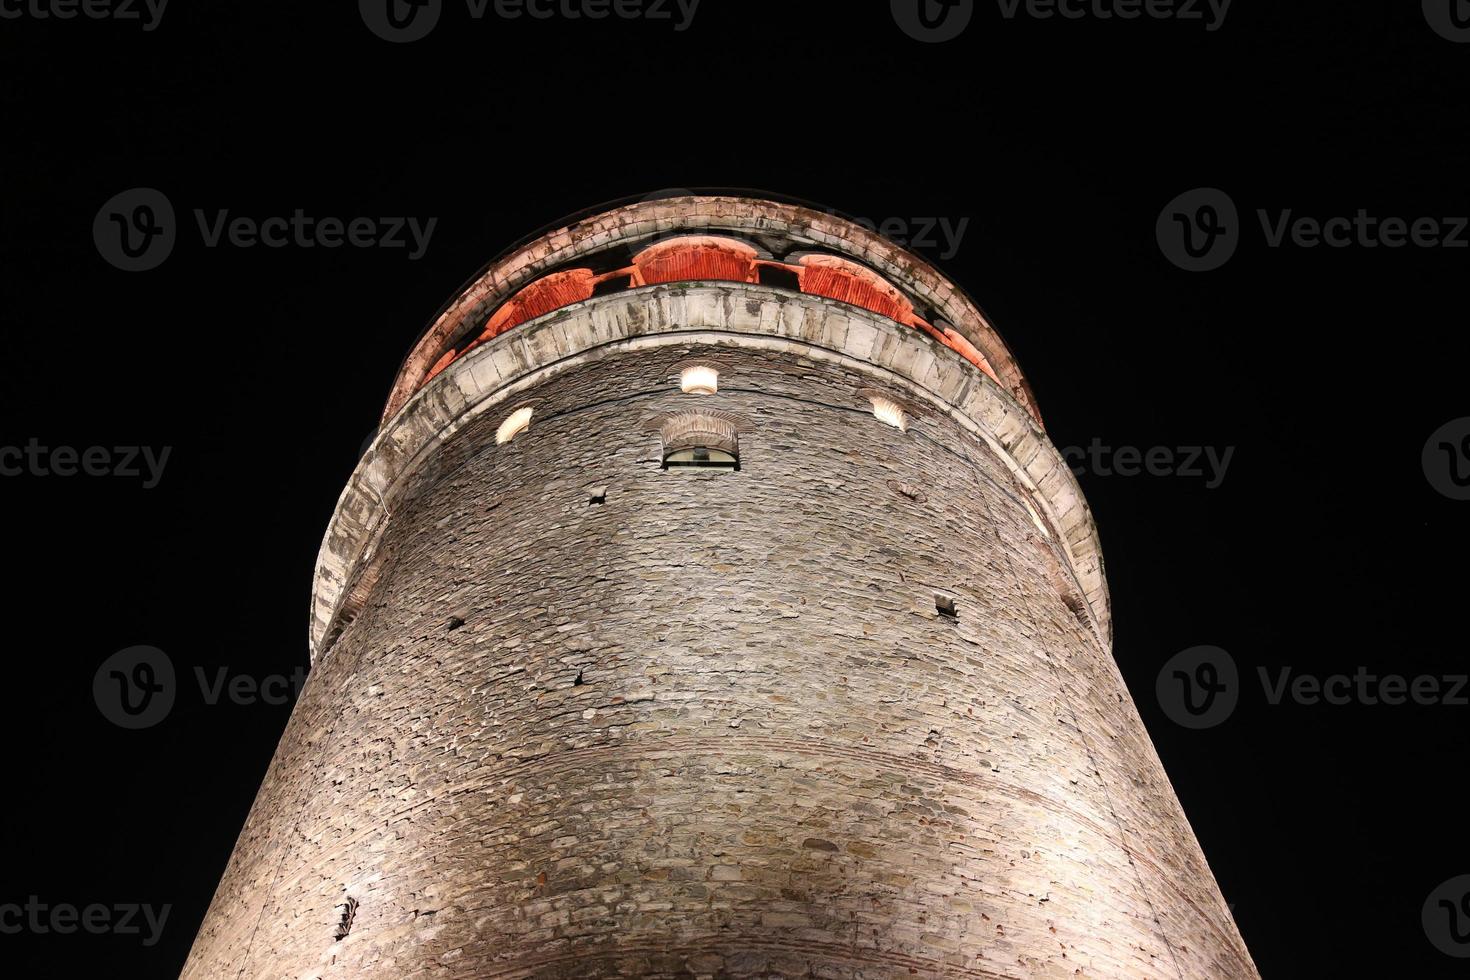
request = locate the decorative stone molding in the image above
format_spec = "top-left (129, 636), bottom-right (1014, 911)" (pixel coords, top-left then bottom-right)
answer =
top-left (313, 283), bottom-right (1109, 661)
top-left (380, 196), bottom-right (1041, 425)
top-left (649, 410), bottom-right (750, 458)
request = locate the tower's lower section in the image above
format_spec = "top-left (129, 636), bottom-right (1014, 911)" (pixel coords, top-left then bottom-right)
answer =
top-left (182, 324), bottom-right (1254, 977)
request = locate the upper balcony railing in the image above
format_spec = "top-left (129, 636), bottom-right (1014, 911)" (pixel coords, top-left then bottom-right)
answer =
top-left (379, 195), bottom-right (1044, 427)
top-left (410, 234), bottom-right (1002, 399)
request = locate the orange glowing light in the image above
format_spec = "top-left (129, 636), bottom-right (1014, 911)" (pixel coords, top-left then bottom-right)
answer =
top-left (630, 236), bottom-right (760, 286)
top-left (413, 239), bottom-right (1002, 398)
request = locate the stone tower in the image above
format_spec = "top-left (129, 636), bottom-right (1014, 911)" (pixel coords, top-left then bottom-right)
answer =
top-left (182, 196), bottom-right (1257, 978)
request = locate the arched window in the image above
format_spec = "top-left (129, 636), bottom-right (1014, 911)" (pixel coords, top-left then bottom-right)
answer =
top-left (652, 410), bottom-right (751, 472)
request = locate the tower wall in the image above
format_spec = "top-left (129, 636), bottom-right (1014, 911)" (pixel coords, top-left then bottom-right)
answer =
top-left (182, 202), bottom-right (1256, 979)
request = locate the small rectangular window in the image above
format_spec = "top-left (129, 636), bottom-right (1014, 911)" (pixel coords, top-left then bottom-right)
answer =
top-left (663, 447), bottom-right (738, 471)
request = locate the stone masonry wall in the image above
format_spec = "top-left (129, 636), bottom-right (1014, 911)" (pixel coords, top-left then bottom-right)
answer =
top-left (182, 346), bottom-right (1256, 979)
top-left (311, 285), bottom-right (1111, 660)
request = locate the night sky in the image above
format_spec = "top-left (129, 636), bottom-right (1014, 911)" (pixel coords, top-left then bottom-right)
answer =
top-left (2, 2), bottom-right (1467, 975)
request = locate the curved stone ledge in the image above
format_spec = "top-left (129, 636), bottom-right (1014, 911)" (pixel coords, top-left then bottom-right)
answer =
top-left (313, 283), bottom-right (1109, 660)
top-left (382, 196), bottom-right (1041, 424)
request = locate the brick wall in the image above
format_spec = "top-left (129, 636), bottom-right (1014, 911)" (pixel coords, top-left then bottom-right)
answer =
top-left (182, 345), bottom-right (1256, 978)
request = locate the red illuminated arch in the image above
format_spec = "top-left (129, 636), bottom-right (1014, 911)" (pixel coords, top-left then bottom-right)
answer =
top-left (483, 267), bottom-right (600, 339)
top-left (630, 236), bottom-right (760, 286)
top-left (415, 238), bottom-right (1000, 392)
top-left (791, 254), bottom-right (917, 326)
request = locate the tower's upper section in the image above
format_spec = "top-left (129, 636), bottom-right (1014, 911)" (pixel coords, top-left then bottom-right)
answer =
top-left (313, 195), bottom-right (1107, 660)
top-left (381, 195), bottom-right (1042, 425)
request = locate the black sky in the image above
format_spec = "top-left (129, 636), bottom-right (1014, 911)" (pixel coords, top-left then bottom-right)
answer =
top-left (2, 2), bottom-right (1467, 976)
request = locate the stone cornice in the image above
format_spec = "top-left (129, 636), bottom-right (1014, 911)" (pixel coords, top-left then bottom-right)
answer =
top-left (381, 196), bottom-right (1041, 425)
top-left (314, 284), bottom-right (1108, 661)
